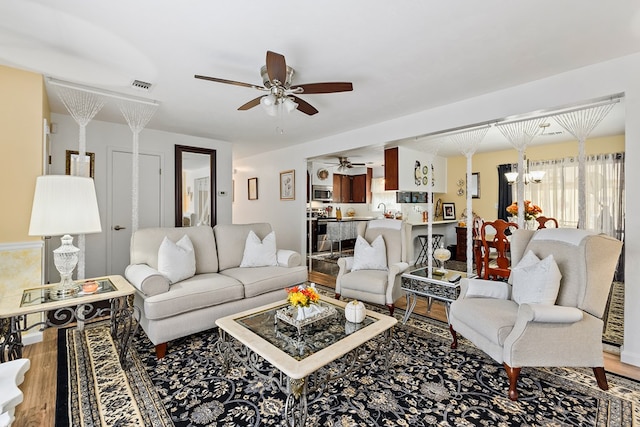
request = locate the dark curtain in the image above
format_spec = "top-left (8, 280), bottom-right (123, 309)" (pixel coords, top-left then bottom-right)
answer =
top-left (497, 164), bottom-right (513, 221)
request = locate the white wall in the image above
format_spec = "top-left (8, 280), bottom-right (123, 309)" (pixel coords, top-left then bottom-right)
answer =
top-left (235, 52), bottom-right (640, 367)
top-left (49, 113), bottom-right (233, 277)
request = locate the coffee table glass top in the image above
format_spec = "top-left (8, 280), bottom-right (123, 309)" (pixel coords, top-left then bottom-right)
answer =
top-left (20, 278), bottom-right (116, 307)
top-left (237, 301), bottom-right (377, 361)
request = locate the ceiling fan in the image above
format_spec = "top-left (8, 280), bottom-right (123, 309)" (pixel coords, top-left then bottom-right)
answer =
top-left (334, 156), bottom-right (366, 171)
top-left (195, 51), bottom-right (353, 116)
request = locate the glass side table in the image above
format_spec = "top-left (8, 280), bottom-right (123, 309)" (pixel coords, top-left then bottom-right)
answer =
top-left (0, 275), bottom-right (138, 366)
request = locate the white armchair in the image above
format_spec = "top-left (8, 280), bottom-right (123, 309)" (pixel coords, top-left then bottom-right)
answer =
top-left (449, 228), bottom-right (622, 401)
top-left (0, 358), bottom-right (30, 427)
top-left (335, 219), bottom-right (409, 315)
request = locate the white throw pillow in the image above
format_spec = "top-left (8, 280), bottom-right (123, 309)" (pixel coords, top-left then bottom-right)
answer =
top-left (351, 235), bottom-right (388, 271)
top-left (508, 250), bottom-right (541, 285)
top-left (511, 252), bottom-right (562, 305)
top-left (240, 230), bottom-right (278, 267)
top-left (157, 235), bottom-right (196, 284)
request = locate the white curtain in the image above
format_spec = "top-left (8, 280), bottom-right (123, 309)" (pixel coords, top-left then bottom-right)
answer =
top-left (525, 153), bottom-right (624, 237)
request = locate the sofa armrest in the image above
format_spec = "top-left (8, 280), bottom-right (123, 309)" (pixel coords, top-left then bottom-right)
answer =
top-left (277, 249), bottom-right (301, 267)
top-left (337, 256), bottom-right (354, 273)
top-left (124, 264), bottom-right (170, 297)
top-left (519, 303), bottom-right (584, 323)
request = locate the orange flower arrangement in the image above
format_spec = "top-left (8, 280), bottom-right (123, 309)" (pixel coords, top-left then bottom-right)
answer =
top-left (506, 200), bottom-right (542, 220)
top-left (286, 285), bottom-right (320, 307)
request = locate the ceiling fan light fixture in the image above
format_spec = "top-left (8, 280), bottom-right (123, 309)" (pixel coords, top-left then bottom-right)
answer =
top-left (283, 97), bottom-right (298, 113)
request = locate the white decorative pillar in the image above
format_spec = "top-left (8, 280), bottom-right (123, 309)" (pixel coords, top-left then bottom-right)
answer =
top-left (54, 85), bottom-right (106, 280)
top-left (118, 101), bottom-right (158, 233)
top-left (450, 127), bottom-right (488, 276)
top-left (553, 103), bottom-right (615, 228)
top-left (496, 118), bottom-right (545, 228)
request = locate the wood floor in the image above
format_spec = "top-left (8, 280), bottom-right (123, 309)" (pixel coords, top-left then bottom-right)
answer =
top-left (12, 271), bottom-right (640, 427)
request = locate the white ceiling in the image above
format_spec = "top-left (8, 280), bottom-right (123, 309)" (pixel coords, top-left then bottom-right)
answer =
top-left (1, 0), bottom-right (637, 163)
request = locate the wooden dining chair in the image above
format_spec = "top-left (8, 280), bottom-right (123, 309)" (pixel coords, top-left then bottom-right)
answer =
top-left (536, 216), bottom-right (559, 229)
top-left (480, 219), bottom-right (518, 281)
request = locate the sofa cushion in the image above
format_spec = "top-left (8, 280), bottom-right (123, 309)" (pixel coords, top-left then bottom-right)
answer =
top-left (130, 226), bottom-right (218, 274)
top-left (143, 273), bottom-right (244, 320)
top-left (214, 223), bottom-right (274, 271)
top-left (240, 230), bottom-right (278, 267)
top-left (158, 235), bottom-right (196, 284)
top-left (220, 265), bottom-right (307, 298)
top-left (352, 235), bottom-right (387, 271)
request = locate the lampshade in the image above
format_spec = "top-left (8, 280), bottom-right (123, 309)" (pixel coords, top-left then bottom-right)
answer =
top-left (29, 175), bottom-right (102, 236)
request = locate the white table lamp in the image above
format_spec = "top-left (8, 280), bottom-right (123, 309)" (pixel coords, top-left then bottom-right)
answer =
top-left (28, 175), bottom-right (102, 299)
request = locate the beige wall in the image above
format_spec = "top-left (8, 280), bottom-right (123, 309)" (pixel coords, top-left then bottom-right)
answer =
top-left (0, 65), bottom-right (48, 243)
top-left (445, 135), bottom-right (625, 220)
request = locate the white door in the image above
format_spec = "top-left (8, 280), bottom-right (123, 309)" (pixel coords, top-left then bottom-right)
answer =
top-left (109, 150), bottom-right (162, 275)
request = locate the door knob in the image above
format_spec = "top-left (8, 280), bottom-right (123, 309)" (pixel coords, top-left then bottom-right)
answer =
top-left (113, 225), bottom-right (126, 231)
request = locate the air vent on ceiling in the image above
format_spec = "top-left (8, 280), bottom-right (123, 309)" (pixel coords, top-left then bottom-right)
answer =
top-left (131, 79), bottom-right (153, 91)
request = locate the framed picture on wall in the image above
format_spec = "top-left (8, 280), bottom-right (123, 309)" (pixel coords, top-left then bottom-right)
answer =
top-left (279, 170), bottom-right (295, 200)
top-left (442, 202), bottom-right (456, 220)
top-left (65, 150), bottom-right (95, 178)
top-left (248, 177), bottom-right (258, 200)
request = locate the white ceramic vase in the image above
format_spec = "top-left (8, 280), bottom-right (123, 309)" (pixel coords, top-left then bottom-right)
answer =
top-left (344, 300), bottom-right (366, 323)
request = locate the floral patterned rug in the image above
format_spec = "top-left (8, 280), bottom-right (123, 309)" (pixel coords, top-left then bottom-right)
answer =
top-left (57, 306), bottom-right (638, 426)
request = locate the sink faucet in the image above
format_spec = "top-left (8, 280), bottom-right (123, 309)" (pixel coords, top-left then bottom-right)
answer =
top-left (377, 203), bottom-right (386, 213)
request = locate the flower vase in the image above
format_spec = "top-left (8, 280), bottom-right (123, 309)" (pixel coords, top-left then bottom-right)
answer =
top-left (525, 219), bottom-right (537, 230)
top-left (296, 304), bottom-right (322, 321)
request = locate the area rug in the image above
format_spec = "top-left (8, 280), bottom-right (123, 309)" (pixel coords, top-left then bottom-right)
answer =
top-left (602, 281), bottom-right (625, 348)
top-left (57, 310), bottom-right (639, 426)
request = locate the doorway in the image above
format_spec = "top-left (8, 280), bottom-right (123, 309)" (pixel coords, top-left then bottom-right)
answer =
top-left (108, 149), bottom-right (162, 275)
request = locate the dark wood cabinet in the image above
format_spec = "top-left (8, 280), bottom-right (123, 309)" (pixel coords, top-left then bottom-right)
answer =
top-left (456, 226), bottom-right (467, 262)
top-left (384, 147), bottom-right (399, 191)
top-left (333, 171), bottom-right (371, 203)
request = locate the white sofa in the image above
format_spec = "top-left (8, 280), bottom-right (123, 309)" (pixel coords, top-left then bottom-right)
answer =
top-left (125, 223), bottom-right (307, 357)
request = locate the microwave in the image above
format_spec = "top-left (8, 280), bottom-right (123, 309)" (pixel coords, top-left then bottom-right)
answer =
top-left (312, 185), bottom-right (333, 201)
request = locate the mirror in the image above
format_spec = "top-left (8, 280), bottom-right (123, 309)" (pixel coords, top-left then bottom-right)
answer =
top-left (175, 145), bottom-right (217, 227)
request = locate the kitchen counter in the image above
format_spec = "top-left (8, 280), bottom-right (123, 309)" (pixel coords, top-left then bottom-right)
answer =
top-left (405, 220), bottom-right (458, 226)
top-left (318, 216), bottom-right (376, 222)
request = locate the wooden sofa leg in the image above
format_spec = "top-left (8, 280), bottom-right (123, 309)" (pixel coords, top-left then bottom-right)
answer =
top-left (504, 363), bottom-right (521, 401)
top-left (334, 293), bottom-right (340, 300)
top-left (386, 304), bottom-right (394, 316)
top-left (593, 367), bottom-right (609, 390)
top-left (155, 343), bottom-right (167, 359)
top-left (449, 325), bottom-right (458, 349)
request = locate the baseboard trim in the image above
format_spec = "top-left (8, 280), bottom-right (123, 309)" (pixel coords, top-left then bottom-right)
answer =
top-left (620, 346), bottom-right (640, 368)
top-left (23, 330), bottom-right (43, 346)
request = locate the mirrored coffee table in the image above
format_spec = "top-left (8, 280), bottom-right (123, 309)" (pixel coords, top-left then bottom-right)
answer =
top-left (215, 294), bottom-right (397, 426)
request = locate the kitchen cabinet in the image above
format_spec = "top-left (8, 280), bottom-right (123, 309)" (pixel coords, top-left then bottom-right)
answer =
top-left (333, 169), bottom-right (371, 203)
top-left (384, 146), bottom-right (447, 193)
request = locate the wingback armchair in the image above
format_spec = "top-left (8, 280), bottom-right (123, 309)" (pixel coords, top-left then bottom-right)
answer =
top-left (449, 228), bottom-right (622, 400)
top-left (335, 219), bottom-right (409, 315)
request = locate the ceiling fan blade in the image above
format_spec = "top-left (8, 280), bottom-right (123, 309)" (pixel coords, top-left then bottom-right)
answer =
top-left (266, 51), bottom-right (287, 84)
top-left (238, 96), bottom-right (263, 111)
top-left (292, 82), bottom-right (353, 94)
top-left (195, 75), bottom-right (262, 90)
top-left (291, 96), bottom-right (319, 116)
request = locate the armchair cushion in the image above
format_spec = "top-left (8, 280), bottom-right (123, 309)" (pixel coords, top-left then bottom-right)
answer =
top-left (465, 279), bottom-right (510, 299)
top-left (352, 235), bottom-right (387, 271)
top-left (240, 230), bottom-right (278, 267)
top-left (158, 235), bottom-right (196, 284)
top-left (511, 251), bottom-right (561, 305)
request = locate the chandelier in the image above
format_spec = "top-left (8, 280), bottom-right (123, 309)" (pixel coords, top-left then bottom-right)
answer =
top-left (505, 156), bottom-right (545, 184)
